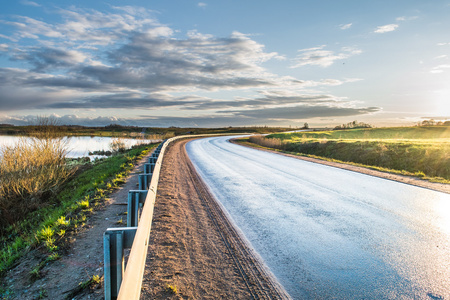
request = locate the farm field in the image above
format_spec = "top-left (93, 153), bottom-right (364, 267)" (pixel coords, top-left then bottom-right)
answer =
top-left (247, 126), bottom-right (450, 183)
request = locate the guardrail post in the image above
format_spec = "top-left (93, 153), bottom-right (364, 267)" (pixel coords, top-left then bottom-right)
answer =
top-left (144, 163), bottom-right (155, 174)
top-left (127, 190), bottom-right (148, 227)
top-left (103, 227), bottom-right (137, 300)
top-left (138, 173), bottom-right (152, 190)
top-left (148, 157), bottom-right (157, 164)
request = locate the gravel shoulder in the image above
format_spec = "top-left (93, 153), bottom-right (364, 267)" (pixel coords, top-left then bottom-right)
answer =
top-left (140, 138), bottom-right (290, 299)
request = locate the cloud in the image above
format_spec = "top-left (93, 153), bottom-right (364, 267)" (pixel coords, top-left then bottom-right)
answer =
top-left (374, 24), bottom-right (398, 33)
top-left (11, 47), bottom-right (88, 72)
top-left (198, 2), bottom-right (207, 8)
top-left (0, 34), bottom-right (17, 42)
top-left (396, 16), bottom-right (418, 22)
top-left (431, 64), bottom-right (450, 74)
top-left (20, 0), bottom-right (40, 7)
top-left (0, 114), bottom-right (128, 127)
top-left (339, 23), bottom-right (352, 30)
top-left (0, 104), bottom-right (381, 127)
top-left (1, 7), bottom-right (287, 97)
top-left (0, 6), bottom-right (376, 125)
top-left (291, 45), bottom-right (362, 68)
top-left (227, 105), bottom-right (380, 120)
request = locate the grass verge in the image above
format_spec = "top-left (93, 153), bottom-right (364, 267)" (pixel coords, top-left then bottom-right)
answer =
top-left (0, 143), bottom-right (157, 276)
top-left (242, 131), bottom-right (450, 184)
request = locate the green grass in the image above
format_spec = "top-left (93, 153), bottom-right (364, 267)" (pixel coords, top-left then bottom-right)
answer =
top-left (0, 143), bottom-right (157, 276)
top-left (269, 125), bottom-right (450, 140)
top-left (248, 126), bottom-right (450, 183)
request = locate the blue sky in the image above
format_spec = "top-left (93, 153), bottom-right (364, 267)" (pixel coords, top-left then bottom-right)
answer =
top-left (0, 0), bottom-right (449, 127)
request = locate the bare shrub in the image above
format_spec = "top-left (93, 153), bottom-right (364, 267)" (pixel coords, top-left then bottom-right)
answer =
top-left (110, 138), bottom-right (126, 153)
top-left (248, 135), bottom-right (287, 150)
top-left (0, 118), bottom-right (73, 231)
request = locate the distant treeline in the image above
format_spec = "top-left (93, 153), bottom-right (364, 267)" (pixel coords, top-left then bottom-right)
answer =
top-left (0, 123), bottom-right (292, 137)
top-left (334, 120), bottom-right (373, 130)
top-left (419, 119), bottom-right (450, 126)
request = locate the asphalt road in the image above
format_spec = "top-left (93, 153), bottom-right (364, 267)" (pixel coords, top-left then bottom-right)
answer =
top-left (186, 136), bottom-right (450, 300)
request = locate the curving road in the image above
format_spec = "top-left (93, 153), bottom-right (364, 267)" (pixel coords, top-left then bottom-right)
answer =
top-left (186, 135), bottom-right (450, 300)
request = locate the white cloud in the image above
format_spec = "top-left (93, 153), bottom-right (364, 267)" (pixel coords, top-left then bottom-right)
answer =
top-left (374, 24), bottom-right (399, 33)
top-left (431, 64), bottom-right (450, 74)
top-left (20, 0), bottom-right (40, 7)
top-left (0, 44), bottom-right (8, 52)
top-left (434, 55), bottom-right (448, 59)
top-left (437, 42), bottom-right (450, 46)
top-left (339, 23), bottom-right (352, 30)
top-left (396, 16), bottom-right (418, 22)
top-left (291, 46), bottom-right (362, 68)
top-left (0, 34), bottom-right (17, 42)
top-left (198, 2), bottom-right (207, 8)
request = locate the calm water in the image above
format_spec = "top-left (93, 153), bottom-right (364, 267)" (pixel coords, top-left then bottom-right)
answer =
top-left (0, 135), bottom-right (160, 159)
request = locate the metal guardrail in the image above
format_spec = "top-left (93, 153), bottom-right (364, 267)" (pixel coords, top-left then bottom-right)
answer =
top-left (103, 141), bottom-right (167, 300)
top-left (103, 134), bottom-right (233, 299)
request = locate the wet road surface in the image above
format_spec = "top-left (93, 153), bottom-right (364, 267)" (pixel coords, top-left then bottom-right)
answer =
top-left (186, 136), bottom-right (450, 299)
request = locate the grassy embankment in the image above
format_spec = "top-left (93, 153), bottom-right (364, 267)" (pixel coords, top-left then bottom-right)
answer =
top-left (243, 126), bottom-right (450, 183)
top-left (0, 140), bottom-right (157, 277)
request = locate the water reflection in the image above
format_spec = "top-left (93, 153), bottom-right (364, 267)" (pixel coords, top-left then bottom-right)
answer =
top-left (0, 135), bottom-right (160, 159)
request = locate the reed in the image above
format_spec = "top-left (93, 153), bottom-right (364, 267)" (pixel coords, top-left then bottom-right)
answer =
top-left (0, 136), bottom-right (73, 230)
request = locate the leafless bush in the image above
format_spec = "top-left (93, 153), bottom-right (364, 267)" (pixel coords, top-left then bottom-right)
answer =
top-left (0, 116), bottom-right (73, 230)
top-left (248, 135), bottom-right (287, 150)
top-left (110, 138), bottom-right (126, 153)
top-left (0, 137), bottom-right (73, 229)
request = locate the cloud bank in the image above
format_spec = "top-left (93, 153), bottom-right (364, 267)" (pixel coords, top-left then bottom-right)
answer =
top-left (0, 5), bottom-right (378, 126)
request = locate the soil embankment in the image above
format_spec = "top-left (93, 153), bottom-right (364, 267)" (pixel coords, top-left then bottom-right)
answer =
top-left (140, 138), bottom-right (289, 299)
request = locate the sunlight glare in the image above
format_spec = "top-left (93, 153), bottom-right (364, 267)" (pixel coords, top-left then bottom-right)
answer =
top-left (434, 194), bottom-right (450, 237)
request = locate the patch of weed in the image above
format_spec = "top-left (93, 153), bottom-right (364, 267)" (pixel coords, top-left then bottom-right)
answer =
top-left (166, 284), bottom-right (177, 294)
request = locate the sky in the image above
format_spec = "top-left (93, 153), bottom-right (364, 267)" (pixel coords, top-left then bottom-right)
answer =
top-left (0, 0), bottom-right (449, 128)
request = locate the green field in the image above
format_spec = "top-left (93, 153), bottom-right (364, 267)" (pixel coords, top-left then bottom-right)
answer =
top-left (248, 126), bottom-right (450, 183)
top-left (270, 126), bottom-right (450, 140)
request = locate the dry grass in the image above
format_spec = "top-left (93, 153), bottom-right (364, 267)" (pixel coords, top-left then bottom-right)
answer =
top-left (0, 137), bottom-right (73, 230)
top-left (248, 135), bottom-right (287, 150)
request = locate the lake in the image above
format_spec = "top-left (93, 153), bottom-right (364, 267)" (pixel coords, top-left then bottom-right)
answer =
top-left (0, 135), bottom-right (160, 159)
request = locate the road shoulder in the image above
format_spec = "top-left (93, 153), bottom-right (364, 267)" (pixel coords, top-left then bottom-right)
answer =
top-left (140, 138), bottom-right (290, 299)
